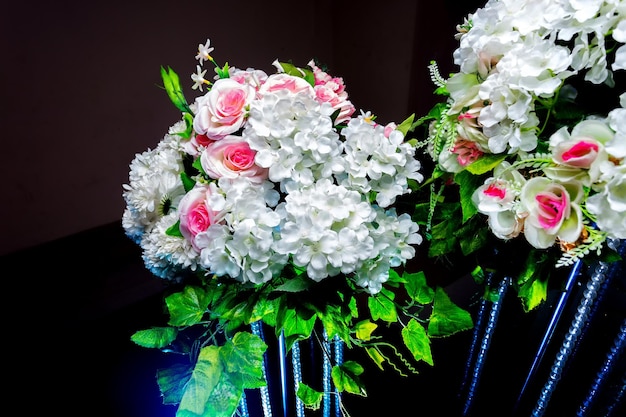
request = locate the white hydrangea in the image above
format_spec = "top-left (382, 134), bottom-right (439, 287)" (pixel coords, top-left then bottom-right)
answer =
top-left (340, 116), bottom-right (423, 207)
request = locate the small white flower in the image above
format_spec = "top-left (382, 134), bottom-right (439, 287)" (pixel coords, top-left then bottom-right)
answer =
top-left (195, 38), bottom-right (214, 65)
top-left (191, 65), bottom-right (209, 91)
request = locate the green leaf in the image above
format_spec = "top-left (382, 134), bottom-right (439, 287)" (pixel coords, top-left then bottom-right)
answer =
top-left (354, 319), bottom-right (378, 341)
top-left (296, 383), bottom-right (323, 409)
top-left (401, 319), bottom-right (433, 366)
top-left (317, 303), bottom-right (351, 344)
top-left (131, 327), bottom-right (178, 348)
top-left (274, 274), bottom-right (313, 292)
top-left (454, 170), bottom-right (483, 222)
top-left (274, 61), bottom-right (316, 86)
top-left (365, 347), bottom-right (386, 370)
top-left (186, 372), bottom-right (241, 417)
top-left (176, 346), bottom-right (227, 417)
top-left (403, 271), bottom-right (434, 304)
top-left (331, 361), bottom-right (366, 396)
top-left (157, 363), bottom-right (194, 405)
top-left (428, 216), bottom-right (462, 257)
top-left (465, 153), bottom-right (507, 175)
top-left (219, 331), bottom-right (268, 389)
top-left (277, 305), bottom-right (317, 351)
top-left (249, 297), bottom-right (277, 324)
top-left (368, 287), bottom-right (397, 323)
top-left (518, 276), bottom-right (548, 312)
top-left (396, 113), bottom-right (415, 136)
top-left (215, 63), bottom-right (230, 79)
top-left (166, 286), bottom-right (210, 327)
top-left (165, 220), bottom-right (183, 238)
top-left (457, 221), bottom-right (489, 256)
top-left (160, 66), bottom-right (191, 114)
top-left (428, 287), bottom-right (473, 337)
top-left (181, 171), bottom-right (196, 193)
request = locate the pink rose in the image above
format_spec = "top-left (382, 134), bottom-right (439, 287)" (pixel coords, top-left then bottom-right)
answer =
top-left (308, 60), bottom-right (355, 124)
top-left (451, 139), bottom-right (484, 166)
top-left (184, 133), bottom-right (216, 157)
top-left (259, 73), bottom-right (314, 95)
top-left (520, 177), bottom-right (583, 249)
top-left (178, 184), bottom-right (221, 251)
top-left (200, 135), bottom-right (268, 183)
top-left (193, 78), bottom-right (256, 140)
top-left (383, 122), bottom-right (397, 138)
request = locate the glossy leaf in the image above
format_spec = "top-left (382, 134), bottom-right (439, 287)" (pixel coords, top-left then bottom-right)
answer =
top-left (465, 153), bottom-right (507, 175)
top-left (296, 382), bottom-right (323, 410)
top-left (518, 276), bottom-right (548, 313)
top-left (331, 361), bottom-right (366, 396)
top-left (166, 286), bottom-right (210, 327)
top-left (157, 363), bottom-right (194, 405)
top-left (220, 331), bottom-right (267, 389)
top-left (403, 271), bottom-right (434, 304)
top-left (354, 320), bottom-right (378, 341)
top-left (160, 66), bottom-right (191, 114)
top-left (365, 347), bottom-right (386, 370)
top-left (368, 287), bottom-right (397, 323)
top-left (274, 61), bottom-right (315, 86)
top-left (176, 346), bottom-right (225, 417)
top-left (277, 305), bottom-right (317, 350)
top-left (401, 319), bottom-right (433, 366)
top-left (131, 326), bottom-right (178, 348)
top-left (428, 287), bottom-right (473, 337)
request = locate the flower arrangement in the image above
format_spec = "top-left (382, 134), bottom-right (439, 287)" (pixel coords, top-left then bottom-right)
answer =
top-left (122, 39), bottom-right (473, 416)
top-left (412, 0), bottom-right (625, 311)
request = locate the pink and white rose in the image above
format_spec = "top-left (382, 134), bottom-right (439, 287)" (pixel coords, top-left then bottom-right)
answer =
top-left (178, 183), bottom-right (223, 251)
top-left (472, 162), bottom-right (526, 239)
top-left (193, 78), bottom-right (256, 140)
top-left (545, 119), bottom-right (611, 185)
top-left (520, 177), bottom-right (584, 249)
top-left (200, 135), bottom-right (268, 183)
top-left (184, 133), bottom-right (215, 157)
top-left (308, 60), bottom-right (355, 125)
top-left (259, 73), bottom-right (314, 95)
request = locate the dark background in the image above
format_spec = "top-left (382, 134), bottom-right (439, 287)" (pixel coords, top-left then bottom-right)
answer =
top-left (4, 1), bottom-right (625, 416)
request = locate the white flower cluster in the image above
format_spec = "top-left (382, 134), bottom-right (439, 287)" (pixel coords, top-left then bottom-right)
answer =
top-left (122, 49), bottom-right (424, 293)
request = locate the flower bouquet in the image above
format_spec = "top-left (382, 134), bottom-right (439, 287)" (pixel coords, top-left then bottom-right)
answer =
top-left (411, 0), bottom-right (625, 312)
top-left (122, 39), bottom-right (473, 416)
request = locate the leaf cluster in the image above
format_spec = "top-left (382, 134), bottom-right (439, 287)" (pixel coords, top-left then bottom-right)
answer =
top-left (131, 261), bottom-right (473, 416)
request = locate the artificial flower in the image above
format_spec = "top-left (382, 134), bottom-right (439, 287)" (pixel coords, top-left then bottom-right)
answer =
top-left (413, 0), bottom-right (625, 306)
top-left (122, 39), bottom-right (472, 417)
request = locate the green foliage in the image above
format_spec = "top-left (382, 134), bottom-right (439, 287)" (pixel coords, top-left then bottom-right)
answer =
top-left (402, 270), bottom-right (434, 304)
top-left (354, 320), bottom-right (378, 341)
top-left (401, 319), bottom-right (433, 366)
top-left (166, 286), bottom-right (211, 327)
top-left (134, 260), bottom-right (475, 415)
top-left (396, 113), bottom-right (415, 136)
top-left (131, 327), bottom-right (178, 348)
top-left (169, 333), bottom-right (267, 417)
top-left (367, 287), bottom-right (397, 323)
top-left (518, 276), bottom-right (548, 313)
top-left (465, 154), bottom-right (507, 175)
top-left (296, 383), bottom-right (323, 410)
top-left (428, 287), bottom-right (474, 337)
top-left (274, 61), bottom-right (316, 86)
top-left (157, 363), bottom-right (195, 404)
top-left (160, 66), bottom-right (192, 114)
top-left (332, 361), bottom-right (366, 396)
